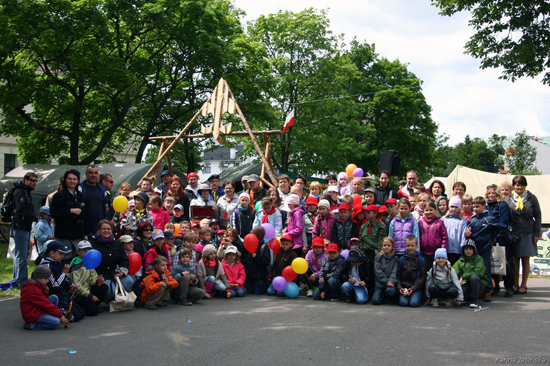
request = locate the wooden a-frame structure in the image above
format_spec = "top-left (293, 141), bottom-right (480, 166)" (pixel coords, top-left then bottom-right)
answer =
top-left (143, 78), bottom-right (280, 187)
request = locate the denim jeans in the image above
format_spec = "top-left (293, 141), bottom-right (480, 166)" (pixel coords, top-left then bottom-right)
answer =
top-left (104, 275), bottom-right (135, 302)
top-left (399, 289), bottom-right (423, 307)
top-left (478, 247), bottom-right (493, 293)
top-left (371, 286), bottom-right (398, 305)
top-left (12, 228), bottom-right (30, 287)
top-left (230, 287), bottom-right (245, 297)
top-left (246, 279), bottom-right (268, 294)
top-left (313, 278), bottom-right (342, 300)
top-left (206, 276), bottom-right (227, 294)
top-left (34, 295), bottom-right (61, 330)
top-left (340, 281), bottom-right (368, 304)
top-left (267, 284), bottom-right (285, 296)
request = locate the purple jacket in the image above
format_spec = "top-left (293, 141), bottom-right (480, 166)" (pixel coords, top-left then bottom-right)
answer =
top-left (418, 217), bottom-right (448, 256)
top-left (305, 249), bottom-right (328, 278)
top-left (389, 214), bottom-right (419, 253)
top-left (286, 207), bottom-right (305, 250)
top-left (313, 214), bottom-right (336, 241)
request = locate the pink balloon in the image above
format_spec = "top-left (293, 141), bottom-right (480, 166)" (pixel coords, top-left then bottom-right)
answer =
top-left (353, 168), bottom-right (364, 177)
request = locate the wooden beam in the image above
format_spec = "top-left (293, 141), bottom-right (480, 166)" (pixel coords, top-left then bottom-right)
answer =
top-left (259, 175), bottom-right (274, 188)
top-left (166, 151), bottom-right (173, 172)
top-left (149, 130), bottom-right (282, 140)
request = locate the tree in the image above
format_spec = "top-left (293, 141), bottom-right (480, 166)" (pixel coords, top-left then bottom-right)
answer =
top-left (432, 0), bottom-right (550, 85)
top-left (507, 130), bottom-right (538, 174)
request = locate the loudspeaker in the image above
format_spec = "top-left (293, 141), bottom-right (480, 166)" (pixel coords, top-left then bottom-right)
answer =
top-left (379, 150), bottom-right (400, 176)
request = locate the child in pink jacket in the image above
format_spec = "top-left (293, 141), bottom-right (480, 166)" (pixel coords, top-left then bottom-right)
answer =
top-left (418, 201), bottom-right (448, 272)
top-left (221, 246), bottom-right (246, 297)
top-left (284, 194), bottom-right (305, 257)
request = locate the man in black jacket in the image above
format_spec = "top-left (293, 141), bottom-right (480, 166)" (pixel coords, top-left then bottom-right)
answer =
top-left (12, 172), bottom-right (38, 287)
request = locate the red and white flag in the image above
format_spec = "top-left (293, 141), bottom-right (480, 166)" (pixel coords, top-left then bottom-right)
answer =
top-left (282, 109), bottom-right (295, 134)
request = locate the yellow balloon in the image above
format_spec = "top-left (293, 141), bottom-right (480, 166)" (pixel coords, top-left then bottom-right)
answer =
top-left (113, 196), bottom-right (128, 213)
top-left (291, 257), bottom-right (308, 274)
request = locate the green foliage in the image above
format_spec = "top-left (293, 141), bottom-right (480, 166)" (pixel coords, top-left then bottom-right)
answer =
top-left (508, 130), bottom-right (538, 174)
top-left (143, 139), bottom-right (205, 173)
top-left (432, 0), bottom-right (550, 85)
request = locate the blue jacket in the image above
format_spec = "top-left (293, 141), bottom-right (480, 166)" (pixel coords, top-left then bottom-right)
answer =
top-left (467, 210), bottom-right (497, 253)
top-left (442, 214), bottom-right (467, 254)
top-left (486, 200), bottom-right (511, 243)
top-left (79, 181), bottom-right (108, 220)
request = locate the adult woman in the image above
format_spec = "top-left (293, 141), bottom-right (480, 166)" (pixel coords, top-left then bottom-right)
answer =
top-left (119, 182), bottom-right (132, 198)
top-left (374, 171), bottom-right (398, 205)
top-left (90, 220), bottom-right (134, 301)
top-left (50, 169), bottom-right (86, 259)
top-left (168, 175), bottom-right (190, 221)
top-left (500, 181), bottom-right (512, 199)
top-left (428, 179), bottom-right (446, 202)
top-left (267, 187), bottom-right (287, 229)
top-left (133, 221), bottom-right (154, 259)
top-left (452, 182), bottom-right (466, 198)
top-left (504, 175), bottom-right (542, 295)
top-left (217, 180), bottom-right (239, 229)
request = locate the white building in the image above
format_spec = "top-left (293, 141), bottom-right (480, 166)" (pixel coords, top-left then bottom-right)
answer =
top-left (199, 145), bottom-right (248, 182)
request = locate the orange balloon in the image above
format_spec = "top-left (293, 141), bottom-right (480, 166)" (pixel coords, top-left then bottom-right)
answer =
top-left (346, 164), bottom-right (357, 178)
top-left (174, 223), bottom-right (181, 237)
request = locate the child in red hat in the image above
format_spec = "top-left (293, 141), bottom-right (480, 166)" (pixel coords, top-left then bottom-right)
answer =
top-left (330, 202), bottom-right (358, 250)
top-left (313, 243), bottom-right (345, 301)
top-left (303, 237), bottom-right (328, 297)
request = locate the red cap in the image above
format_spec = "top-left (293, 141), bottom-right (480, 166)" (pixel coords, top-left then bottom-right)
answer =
top-left (365, 204), bottom-right (379, 213)
top-left (306, 196), bottom-right (319, 206)
top-left (327, 243), bottom-right (340, 252)
top-left (385, 198), bottom-right (398, 205)
top-left (338, 202), bottom-right (351, 211)
top-left (352, 204), bottom-right (364, 218)
top-left (311, 237), bottom-right (325, 248)
top-left (378, 205), bottom-right (388, 214)
top-left (187, 172), bottom-right (198, 180)
top-left (280, 234), bottom-right (293, 243)
top-left (217, 229), bottom-right (226, 235)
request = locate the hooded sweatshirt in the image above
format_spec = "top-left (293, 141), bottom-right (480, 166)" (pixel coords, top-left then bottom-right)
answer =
top-left (418, 216), bottom-right (448, 256)
top-left (425, 259), bottom-right (464, 301)
top-left (442, 214), bottom-right (467, 254)
top-left (452, 241), bottom-right (488, 288)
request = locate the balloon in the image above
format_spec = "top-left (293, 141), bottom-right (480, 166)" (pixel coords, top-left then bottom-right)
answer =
top-left (353, 168), bottom-right (364, 177)
top-left (113, 196), bottom-right (128, 213)
top-left (173, 223), bottom-right (181, 237)
top-left (234, 208), bottom-right (240, 216)
top-left (83, 249), bottom-right (102, 270)
top-left (272, 276), bottom-right (287, 292)
top-left (291, 257), bottom-right (308, 274)
top-left (284, 281), bottom-right (299, 298)
top-left (352, 194), bottom-right (362, 207)
top-left (267, 238), bottom-right (280, 256)
top-left (282, 265), bottom-right (297, 282)
top-left (341, 249), bottom-right (349, 261)
top-left (346, 164), bottom-right (357, 178)
top-left (255, 201), bottom-right (261, 211)
top-left (262, 223), bottom-right (276, 240)
top-left (244, 234), bottom-right (259, 254)
top-left (128, 252), bottom-right (142, 275)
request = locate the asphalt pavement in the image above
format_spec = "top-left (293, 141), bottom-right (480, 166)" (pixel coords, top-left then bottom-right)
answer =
top-left (1, 278), bottom-right (549, 366)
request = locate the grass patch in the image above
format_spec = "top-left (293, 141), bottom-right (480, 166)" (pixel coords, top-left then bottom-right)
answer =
top-left (0, 242), bottom-right (36, 297)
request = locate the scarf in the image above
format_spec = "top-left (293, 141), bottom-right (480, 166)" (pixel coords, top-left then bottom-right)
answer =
top-left (135, 208), bottom-right (145, 219)
top-left (70, 256), bottom-right (83, 267)
top-left (512, 190), bottom-right (527, 211)
top-left (261, 207), bottom-right (276, 223)
top-left (155, 245), bottom-right (168, 258)
top-left (95, 233), bottom-right (115, 244)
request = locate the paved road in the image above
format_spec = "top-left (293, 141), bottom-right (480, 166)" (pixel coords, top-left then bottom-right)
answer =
top-left (1, 279), bottom-right (549, 366)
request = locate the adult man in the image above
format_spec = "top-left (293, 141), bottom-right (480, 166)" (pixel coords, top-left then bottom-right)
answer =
top-left (208, 174), bottom-right (224, 202)
top-left (239, 175), bottom-right (249, 195)
top-left (246, 174), bottom-right (267, 207)
top-left (277, 174), bottom-right (292, 206)
top-left (79, 165), bottom-right (108, 238)
top-left (11, 172), bottom-right (38, 287)
top-left (100, 173), bottom-right (115, 220)
top-left (139, 177), bottom-right (155, 195)
top-left (185, 172), bottom-right (200, 200)
top-left (154, 170), bottom-right (173, 199)
top-left (398, 170), bottom-right (419, 198)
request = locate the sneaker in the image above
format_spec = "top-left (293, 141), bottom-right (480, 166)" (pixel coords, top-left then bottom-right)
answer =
top-left (299, 284), bottom-right (307, 292)
top-left (23, 323), bottom-right (33, 330)
top-left (178, 299), bottom-right (193, 306)
top-left (469, 302), bottom-right (478, 308)
top-left (330, 297), bottom-right (340, 302)
top-left (145, 304), bottom-right (158, 310)
top-left (306, 289), bottom-right (313, 297)
top-left (504, 289), bottom-right (514, 298)
top-left (432, 298), bottom-right (439, 307)
top-left (445, 299), bottom-right (453, 307)
top-left (157, 301), bottom-right (168, 307)
top-left (483, 293), bottom-right (492, 302)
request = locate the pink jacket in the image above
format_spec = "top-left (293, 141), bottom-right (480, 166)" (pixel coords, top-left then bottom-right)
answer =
top-left (418, 216), bottom-right (448, 256)
top-left (221, 260), bottom-right (246, 288)
top-left (313, 214), bottom-right (336, 241)
top-left (150, 208), bottom-right (170, 232)
top-left (286, 207), bottom-right (305, 249)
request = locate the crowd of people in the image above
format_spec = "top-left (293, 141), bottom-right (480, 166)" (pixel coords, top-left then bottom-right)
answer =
top-left (10, 166), bottom-right (542, 330)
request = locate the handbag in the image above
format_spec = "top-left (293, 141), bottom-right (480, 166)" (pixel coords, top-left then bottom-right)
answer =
top-left (490, 244), bottom-right (506, 276)
top-left (502, 225), bottom-right (521, 246)
top-left (109, 276), bottom-right (137, 312)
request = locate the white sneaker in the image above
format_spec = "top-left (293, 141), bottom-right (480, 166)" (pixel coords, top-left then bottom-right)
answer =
top-left (306, 289), bottom-right (313, 297)
top-left (469, 302), bottom-right (478, 308)
top-left (432, 298), bottom-right (439, 307)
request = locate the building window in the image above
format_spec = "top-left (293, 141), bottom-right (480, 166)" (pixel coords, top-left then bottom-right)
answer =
top-left (4, 154), bottom-right (16, 175)
top-left (204, 166), bottom-right (211, 174)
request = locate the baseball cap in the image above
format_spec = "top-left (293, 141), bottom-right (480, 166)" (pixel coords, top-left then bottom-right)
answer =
top-left (385, 198), bottom-right (398, 205)
top-left (365, 204), bottom-right (379, 212)
top-left (338, 202), bottom-right (351, 211)
top-left (174, 204), bottom-right (183, 211)
top-left (47, 240), bottom-right (71, 254)
top-left (280, 234), bottom-right (293, 243)
top-left (306, 196), bottom-right (319, 206)
top-left (119, 235), bottom-right (134, 244)
top-left (152, 229), bottom-right (165, 240)
top-left (347, 248), bottom-right (362, 262)
top-left (76, 240), bottom-right (92, 250)
top-left (247, 174), bottom-right (259, 182)
top-left (311, 237), bottom-right (325, 248)
top-left (327, 243), bottom-right (340, 252)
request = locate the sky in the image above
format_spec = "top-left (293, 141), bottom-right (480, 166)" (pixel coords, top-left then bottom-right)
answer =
top-left (232, 0), bottom-right (550, 145)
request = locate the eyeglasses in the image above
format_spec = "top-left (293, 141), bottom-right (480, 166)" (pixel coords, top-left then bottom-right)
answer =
top-left (106, 180), bottom-right (114, 184)
top-left (143, 228), bottom-right (153, 232)
top-left (28, 179), bottom-right (38, 183)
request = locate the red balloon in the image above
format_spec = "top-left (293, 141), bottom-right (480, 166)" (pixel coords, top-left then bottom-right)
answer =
top-left (128, 252), bottom-right (142, 275)
top-left (352, 193), bottom-right (362, 207)
top-left (268, 238), bottom-right (280, 256)
top-left (244, 234), bottom-right (259, 254)
top-left (282, 265), bottom-right (297, 282)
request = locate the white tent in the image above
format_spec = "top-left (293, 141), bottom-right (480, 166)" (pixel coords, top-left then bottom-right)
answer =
top-left (443, 165), bottom-right (549, 224)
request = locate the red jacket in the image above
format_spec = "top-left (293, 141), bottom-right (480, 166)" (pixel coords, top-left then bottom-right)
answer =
top-left (221, 260), bottom-right (246, 288)
top-left (20, 280), bottom-right (63, 323)
top-left (144, 244), bottom-right (171, 271)
top-left (139, 269), bottom-right (178, 303)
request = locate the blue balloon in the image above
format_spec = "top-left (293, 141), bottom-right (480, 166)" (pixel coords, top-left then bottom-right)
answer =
top-left (284, 281), bottom-right (299, 298)
top-left (83, 249), bottom-right (102, 270)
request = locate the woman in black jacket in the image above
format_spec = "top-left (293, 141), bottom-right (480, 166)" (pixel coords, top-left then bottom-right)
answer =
top-left (374, 171), bottom-right (398, 205)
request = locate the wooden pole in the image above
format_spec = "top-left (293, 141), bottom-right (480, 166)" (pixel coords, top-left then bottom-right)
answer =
top-left (259, 175), bottom-right (274, 188)
top-left (149, 130), bottom-right (282, 140)
top-left (166, 151), bottom-right (173, 172)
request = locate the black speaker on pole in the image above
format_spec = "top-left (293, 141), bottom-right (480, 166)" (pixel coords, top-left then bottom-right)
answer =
top-left (379, 150), bottom-right (400, 176)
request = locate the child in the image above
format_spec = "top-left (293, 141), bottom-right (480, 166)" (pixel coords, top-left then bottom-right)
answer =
top-left (189, 184), bottom-right (218, 221)
top-left (389, 198), bottom-right (419, 257)
top-left (340, 248), bottom-right (373, 304)
top-left (442, 196), bottom-right (467, 265)
top-left (191, 222), bottom-right (200, 235)
top-left (231, 193), bottom-right (255, 240)
top-left (309, 181), bottom-right (322, 200)
top-left (363, 188), bottom-right (376, 207)
top-left (377, 205), bottom-right (389, 222)
top-left (418, 201), bottom-right (448, 271)
top-left (396, 236), bottom-right (427, 308)
top-left (144, 229), bottom-right (170, 271)
top-left (425, 248), bottom-right (463, 307)
top-left (198, 226), bottom-right (215, 249)
top-left (216, 229), bottom-right (225, 246)
top-left (268, 235), bottom-right (298, 296)
top-left (302, 196), bottom-right (318, 252)
top-left (170, 248), bottom-right (205, 305)
top-left (120, 235), bottom-right (143, 278)
top-left (312, 199), bottom-right (336, 243)
top-left (171, 204), bottom-right (185, 224)
top-left (69, 240), bottom-right (108, 316)
top-left (359, 205), bottom-right (387, 262)
top-left (34, 206), bottom-right (55, 255)
top-left (121, 192), bottom-right (155, 238)
top-left (465, 196), bottom-right (496, 302)
top-left (180, 220), bottom-right (191, 237)
top-left (139, 256), bottom-right (178, 309)
top-left (163, 196), bottom-right (175, 216)
top-left (313, 243), bottom-right (345, 301)
top-left (384, 198), bottom-right (398, 227)
top-left (325, 186), bottom-right (341, 211)
top-left (20, 265), bottom-right (70, 330)
top-left (284, 194), bottom-right (305, 257)
top-left (331, 202), bottom-right (358, 250)
top-left (40, 241), bottom-right (85, 321)
top-left (453, 239), bottom-right (488, 308)
top-left (408, 194), bottom-right (418, 210)
top-left (372, 237), bottom-right (398, 305)
top-left (435, 196), bottom-right (449, 218)
top-left (196, 244), bottom-right (230, 299)
top-left (352, 205), bottom-right (367, 235)
top-left (221, 246), bottom-right (246, 298)
top-left (413, 193), bottom-right (429, 221)
top-left (164, 231), bottom-right (179, 270)
top-left (337, 172), bottom-right (350, 196)
top-left (209, 219), bottom-right (221, 241)
top-left (241, 226), bottom-right (271, 294)
top-left (149, 195), bottom-right (170, 231)
top-left (253, 197), bottom-right (283, 235)
top-left (303, 237), bottom-right (328, 297)
top-left (462, 194), bottom-right (473, 222)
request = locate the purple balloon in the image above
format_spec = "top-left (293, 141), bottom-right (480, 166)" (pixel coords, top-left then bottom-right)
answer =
top-left (341, 249), bottom-right (349, 261)
top-left (234, 208), bottom-right (240, 216)
top-left (262, 223), bottom-right (276, 240)
top-left (272, 276), bottom-right (287, 292)
top-left (353, 168), bottom-right (364, 177)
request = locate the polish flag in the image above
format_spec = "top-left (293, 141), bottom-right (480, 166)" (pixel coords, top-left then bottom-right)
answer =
top-left (282, 109), bottom-right (295, 134)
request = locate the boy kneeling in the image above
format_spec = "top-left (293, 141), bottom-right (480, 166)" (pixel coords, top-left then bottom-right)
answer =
top-left (139, 256), bottom-right (178, 310)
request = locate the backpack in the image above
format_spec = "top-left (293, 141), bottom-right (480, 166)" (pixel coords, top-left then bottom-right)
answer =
top-left (1, 187), bottom-right (16, 222)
